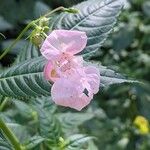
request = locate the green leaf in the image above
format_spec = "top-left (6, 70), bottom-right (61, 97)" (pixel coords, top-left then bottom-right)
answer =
top-left (13, 100), bottom-right (35, 119)
top-left (25, 136), bottom-right (45, 149)
top-left (15, 43), bottom-right (41, 63)
top-left (32, 97), bottom-right (61, 142)
top-left (0, 57), bottom-right (137, 98)
top-left (0, 133), bottom-right (12, 150)
top-left (65, 134), bottom-right (94, 149)
top-left (53, 0), bottom-right (123, 55)
top-left (6, 123), bottom-right (30, 143)
top-left (112, 25), bottom-right (135, 51)
top-left (57, 112), bottom-right (94, 130)
top-left (97, 65), bottom-right (137, 87)
top-left (0, 57), bottom-right (50, 99)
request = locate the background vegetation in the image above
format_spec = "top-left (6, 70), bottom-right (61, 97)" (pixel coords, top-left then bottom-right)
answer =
top-left (0, 0), bottom-right (150, 149)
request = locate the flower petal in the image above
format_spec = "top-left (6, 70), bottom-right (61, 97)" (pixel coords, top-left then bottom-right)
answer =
top-left (84, 66), bottom-right (100, 94)
top-left (43, 61), bottom-right (59, 82)
top-left (51, 78), bottom-right (93, 111)
top-left (40, 30), bottom-right (87, 59)
top-left (53, 30), bottom-right (87, 54)
top-left (40, 38), bottom-right (60, 60)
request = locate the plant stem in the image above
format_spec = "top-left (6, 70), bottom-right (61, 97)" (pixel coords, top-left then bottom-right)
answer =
top-left (0, 118), bottom-right (23, 150)
top-left (0, 6), bottom-right (65, 60)
top-left (44, 6), bottom-right (64, 18)
top-left (0, 97), bottom-right (9, 112)
top-left (0, 23), bottom-right (32, 60)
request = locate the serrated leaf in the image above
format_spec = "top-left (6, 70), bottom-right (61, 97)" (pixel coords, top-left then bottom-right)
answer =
top-left (32, 96), bottom-right (56, 114)
top-left (13, 100), bottom-right (34, 119)
top-left (0, 57), bottom-right (50, 99)
top-left (25, 136), bottom-right (45, 149)
top-left (53, 0), bottom-right (123, 55)
top-left (0, 133), bottom-right (12, 150)
top-left (65, 134), bottom-right (94, 149)
top-left (57, 112), bottom-right (94, 129)
top-left (32, 97), bottom-right (62, 142)
top-left (98, 65), bottom-right (137, 87)
top-left (16, 43), bottom-right (41, 63)
top-left (0, 57), bottom-right (136, 98)
top-left (6, 123), bottom-right (30, 143)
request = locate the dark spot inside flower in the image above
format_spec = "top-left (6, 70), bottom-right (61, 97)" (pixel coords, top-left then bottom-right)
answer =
top-left (83, 88), bottom-right (89, 97)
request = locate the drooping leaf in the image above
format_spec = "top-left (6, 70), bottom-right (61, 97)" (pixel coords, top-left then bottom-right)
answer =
top-left (53, 0), bottom-right (123, 55)
top-left (0, 57), bottom-right (137, 98)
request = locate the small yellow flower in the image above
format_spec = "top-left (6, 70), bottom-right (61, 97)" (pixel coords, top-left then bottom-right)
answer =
top-left (134, 116), bottom-right (149, 135)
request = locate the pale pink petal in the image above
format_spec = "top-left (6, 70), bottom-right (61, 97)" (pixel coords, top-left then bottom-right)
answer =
top-left (71, 56), bottom-right (83, 67)
top-left (84, 66), bottom-right (100, 94)
top-left (51, 78), bottom-right (93, 111)
top-left (51, 30), bottom-right (87, 54)
top-left (40, 30), bottom-right (87, 59)
top-left (40, 39), bottom-right (60, 60)
top-left (43, 61), bottom-right (59, 82)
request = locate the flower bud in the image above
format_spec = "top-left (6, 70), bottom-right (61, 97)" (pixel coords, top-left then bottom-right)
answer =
top-left (31, 33), bottom-right (43, 46)
top-left (43, 26), bottom-right (50, 33)
top-left (39, 17), bottom-right (49, 27)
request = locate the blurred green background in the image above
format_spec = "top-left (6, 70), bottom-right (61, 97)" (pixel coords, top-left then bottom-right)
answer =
top-left (0, 0), bottom-right (150, 149)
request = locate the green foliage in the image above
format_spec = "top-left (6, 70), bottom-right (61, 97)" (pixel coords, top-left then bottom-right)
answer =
top-left (0, 133), bottom-right (12, 150)
top-left (0, 0), bottom-right (149, 150)
top-left (53, 0), bottom-right (123, 55)
top-left (16, 43), bottom-right (41, 63)
top-left (0, 56), bottom-right (136, 99)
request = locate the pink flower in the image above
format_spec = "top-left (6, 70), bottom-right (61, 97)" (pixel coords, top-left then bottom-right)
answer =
top-left (40, 29), bottom-right (100, 110)
top-left (43, 56), bottom-right (83, 82)
top-left (51, 67), bottom-right (100, 110)
top-left (40, 30), bottom-right (87, 60)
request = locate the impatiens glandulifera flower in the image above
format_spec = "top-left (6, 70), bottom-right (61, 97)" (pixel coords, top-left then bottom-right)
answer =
top-left (40, 29), bottom-right (100, 110)
top-left (40, 30), bottom-right (87, 60)
top-left (51, 67), bottom-right (100, 110)
top-left (43, 56), bottom-right (83, 82)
